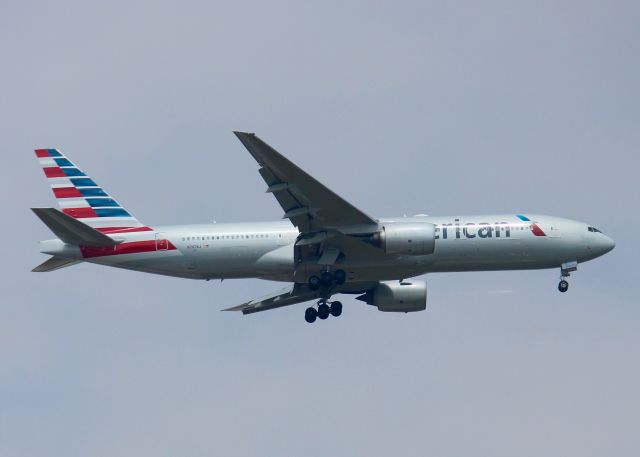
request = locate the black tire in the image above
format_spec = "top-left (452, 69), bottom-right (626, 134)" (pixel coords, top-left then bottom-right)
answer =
top-left (558, 280), bottom-right (569, 293)
top-left (334, 269), bottom-right (346, 285)
top-left (318, 303), bottom-right (330, 319)
top-left (330, 301), bottom-right (343, 317)
top-left (320, 271), bottom-right (334, 287)
top-left (304, 307), bottom-right (317, 323)
top-left (308, 275), bottom-right (321, 291)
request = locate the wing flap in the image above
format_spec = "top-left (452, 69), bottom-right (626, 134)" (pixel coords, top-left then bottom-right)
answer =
top-left (223, 284), bottom-right (320, 315)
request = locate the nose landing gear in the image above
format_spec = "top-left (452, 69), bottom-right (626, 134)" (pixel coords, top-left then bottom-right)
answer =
top-left (557, 261), bottom-right (577, 293)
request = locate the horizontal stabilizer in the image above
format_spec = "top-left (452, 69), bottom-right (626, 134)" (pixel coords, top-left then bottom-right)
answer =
top-left (31, 208), bottom-right (118, 247)
top-left (32, 256), bottom-right (81, 272)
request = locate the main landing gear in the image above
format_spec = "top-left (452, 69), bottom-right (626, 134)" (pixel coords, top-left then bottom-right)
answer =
top-left (304, 269), bottom-right (346, 323)
top-left (304, 300), bottom-right (342, 323)
top-left (308, 269), bottom-right (346, 291)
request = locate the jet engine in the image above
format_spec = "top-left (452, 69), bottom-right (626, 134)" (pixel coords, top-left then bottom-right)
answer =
top-left (357, 280), bottom-right (427, 312)
top-left (370, 222), bottom-right (436, 255)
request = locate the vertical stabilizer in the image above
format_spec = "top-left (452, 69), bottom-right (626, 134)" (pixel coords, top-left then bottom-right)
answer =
top-left (34, 149), bottom-right (152, 234)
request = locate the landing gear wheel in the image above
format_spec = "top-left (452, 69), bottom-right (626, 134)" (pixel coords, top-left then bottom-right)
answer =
top-left (330, 301), bottom-right (342, 317)
top-left (308, 275), bottom-right (321, 291)
top-left (334, 269), bottom-right (346, 285)
top-left (320, 271), bottom-right (334, 287)
top-left (304, 307), bottom-right (317, 323)
top-left (317, 303), bottom-right (330, 319)
top-left (558, 280), bottom-right (569, 293)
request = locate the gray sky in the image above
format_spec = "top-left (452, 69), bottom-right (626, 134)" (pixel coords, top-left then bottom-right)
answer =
top-left (1, 1), bottom-right (639, 456)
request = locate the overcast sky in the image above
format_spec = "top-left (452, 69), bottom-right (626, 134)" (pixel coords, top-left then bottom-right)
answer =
top-left (1, 1), bottom-right (639, 456)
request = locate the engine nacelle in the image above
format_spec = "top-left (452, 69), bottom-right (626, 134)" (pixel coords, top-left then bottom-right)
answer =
top-left (371, 222), bottom-right (436, 255)
top-left (359, 280), bottom-right (427, 312)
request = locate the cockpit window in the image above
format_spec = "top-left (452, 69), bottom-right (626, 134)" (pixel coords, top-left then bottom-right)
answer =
top-left (587, 226), bottom-right (602, 233)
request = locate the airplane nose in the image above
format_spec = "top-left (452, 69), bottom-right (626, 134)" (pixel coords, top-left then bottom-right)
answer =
top-left (596, 235), bottom-right (615, 255)
top-left (604, 236), bottom-right (615, 253)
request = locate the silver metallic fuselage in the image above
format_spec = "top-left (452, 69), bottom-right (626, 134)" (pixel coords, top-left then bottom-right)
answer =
top-left (40, 214), bottom-right (615, 283)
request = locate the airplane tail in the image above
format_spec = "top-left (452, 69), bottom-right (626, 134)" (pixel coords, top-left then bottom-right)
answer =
top-left (34, 148), bottom-right (152, 234)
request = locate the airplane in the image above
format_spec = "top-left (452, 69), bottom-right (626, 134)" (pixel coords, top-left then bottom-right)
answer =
top-left (31, 132), bottom-right (615, 323)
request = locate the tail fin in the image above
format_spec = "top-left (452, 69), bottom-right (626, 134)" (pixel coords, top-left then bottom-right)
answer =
top-left (34, 148), bottom-right (152, 234)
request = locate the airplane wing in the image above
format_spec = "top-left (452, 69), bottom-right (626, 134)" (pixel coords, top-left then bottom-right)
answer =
top-left (222, 284), bottom-right (321, 315)
top-left (233, 132), bottom-right (377, 233)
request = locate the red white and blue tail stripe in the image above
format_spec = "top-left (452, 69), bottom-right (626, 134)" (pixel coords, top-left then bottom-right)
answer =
top-left (34, 148), bottom-right (152, 234)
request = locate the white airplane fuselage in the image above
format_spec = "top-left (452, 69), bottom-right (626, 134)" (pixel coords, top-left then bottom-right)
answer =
top-left (39, 214), bottom-right (615, 283)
